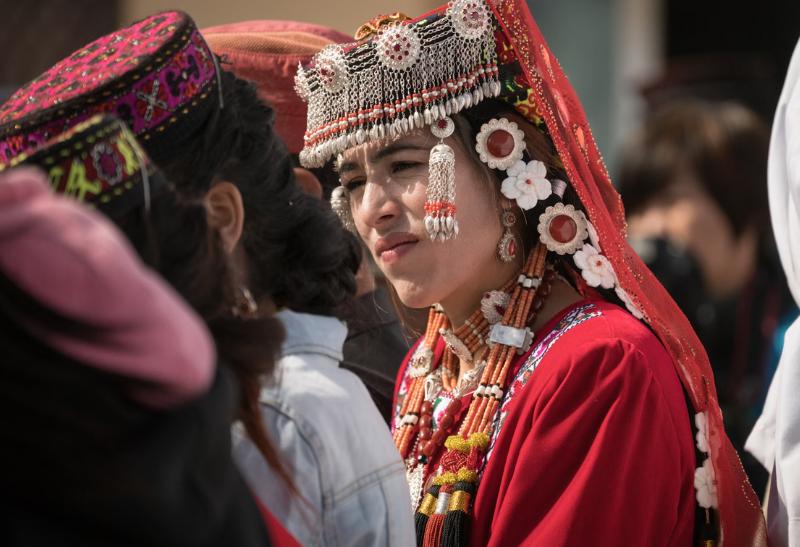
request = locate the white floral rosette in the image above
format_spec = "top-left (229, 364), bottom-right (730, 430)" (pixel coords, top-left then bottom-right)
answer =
top-left (501, 159), bottom-right (552, 210)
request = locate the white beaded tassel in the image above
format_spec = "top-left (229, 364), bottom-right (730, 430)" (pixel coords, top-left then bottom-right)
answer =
top-left (425, 143), bottom-right (458, 241)
top-left (424, 116), bottom-right (459, 241)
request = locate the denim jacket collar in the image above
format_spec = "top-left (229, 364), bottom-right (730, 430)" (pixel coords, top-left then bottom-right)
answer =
top-left (276, 309), bottom-right (346, 364)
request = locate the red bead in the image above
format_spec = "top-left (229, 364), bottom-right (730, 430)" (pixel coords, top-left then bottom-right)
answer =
top-left (419, 415), bottom-right (432, 428)
top-left (507, 238), bottom-right (517, 258)
top-left (421, 401), bottom-right (433, 414)
top-left (419, 427), bottom-right (432, 440)
top-left (548, 214), bottom-right (578, 243)
top-left (444, 399), bottom-right (461, 417)
top-left (422, 442), bottom-right (436, 457)
top-left (486, 129), bottom-right (515, 158)
top-left (439, 414), bottom-right (454, 429)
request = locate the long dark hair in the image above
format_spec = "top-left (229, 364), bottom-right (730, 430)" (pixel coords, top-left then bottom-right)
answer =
top-left (113, 183), bottom-right (293, 490)
top-left (138, 69), bottom-right (359, 491)
top-left (159, 70), bottom-right (361, 317)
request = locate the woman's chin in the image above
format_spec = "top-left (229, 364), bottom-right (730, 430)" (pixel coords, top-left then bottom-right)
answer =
top-left (391, 281), bottom-right (438, 309)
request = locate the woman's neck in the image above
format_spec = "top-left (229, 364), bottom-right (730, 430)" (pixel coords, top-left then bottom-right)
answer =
top-left (445, 269), bottom-right (584, 385)
top-left (439, 256), bottom-right (521, 327)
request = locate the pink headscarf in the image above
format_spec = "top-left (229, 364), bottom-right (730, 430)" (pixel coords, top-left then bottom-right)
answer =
top-left (0, 167), bottom-right (215, 408)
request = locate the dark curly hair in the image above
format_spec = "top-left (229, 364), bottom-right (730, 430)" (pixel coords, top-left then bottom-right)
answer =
top-left (158, 69), bottom-right (361, 317)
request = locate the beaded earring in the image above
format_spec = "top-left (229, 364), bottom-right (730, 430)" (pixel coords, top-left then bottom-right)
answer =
top-left (330, 185), bottom-right (356, 232)
top-left (496, 207), bottom-right (518, 263)
top-left (425, 116), bottom-right (458, 241)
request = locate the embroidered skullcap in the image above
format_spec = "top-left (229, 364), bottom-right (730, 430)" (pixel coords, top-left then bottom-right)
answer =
top-left (0, 11), bottom-right (221, 166)
top-left (202, 20), bottom-right (351, 155)
top-left (0, 167), bottom-right (214, 408)
top-left (0, 115), bottom-right (166, 216)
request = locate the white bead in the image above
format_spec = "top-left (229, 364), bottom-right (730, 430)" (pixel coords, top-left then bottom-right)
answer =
top-left (425, 215), bottom-right (435, 236)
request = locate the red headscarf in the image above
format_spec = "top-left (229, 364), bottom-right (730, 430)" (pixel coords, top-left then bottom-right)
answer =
top-left (489, 0), bottom-right (765, 543)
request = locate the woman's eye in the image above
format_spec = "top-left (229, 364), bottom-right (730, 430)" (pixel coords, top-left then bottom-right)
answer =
top-left (342, 178), bottom-right (365, 192)
top-left (391, 161), bottom-right (422, 173)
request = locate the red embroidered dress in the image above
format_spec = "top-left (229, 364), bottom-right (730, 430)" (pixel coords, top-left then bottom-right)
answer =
top-left (393, 300), bottom-right (695, 545)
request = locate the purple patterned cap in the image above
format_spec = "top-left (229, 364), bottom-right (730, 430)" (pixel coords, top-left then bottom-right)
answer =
top-left (0, 11), bottom-right (220, 165)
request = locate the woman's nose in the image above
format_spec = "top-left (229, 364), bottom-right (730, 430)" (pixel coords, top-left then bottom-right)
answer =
top-left (357, 181), bottom-right (398, 230)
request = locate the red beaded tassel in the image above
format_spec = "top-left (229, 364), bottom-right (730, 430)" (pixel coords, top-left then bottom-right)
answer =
top-left (395, 307), bottom-right (448, 459)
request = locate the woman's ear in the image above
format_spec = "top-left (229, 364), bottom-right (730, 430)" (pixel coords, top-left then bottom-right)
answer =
top-left (205, 181), bottom-right (245, 253)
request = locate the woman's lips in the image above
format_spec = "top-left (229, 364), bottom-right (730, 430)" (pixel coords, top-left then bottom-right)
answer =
top-left (375, 233), bottom-right (419, 264)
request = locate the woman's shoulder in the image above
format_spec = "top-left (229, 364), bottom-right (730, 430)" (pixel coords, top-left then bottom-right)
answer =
top-left (540, 299), bottom-right (668, 363)
top-left (512, 299), bottom-right (677, 400)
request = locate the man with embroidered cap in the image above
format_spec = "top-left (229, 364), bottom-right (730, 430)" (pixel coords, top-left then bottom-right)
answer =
top-left (202, 20), bottom-right (415, 547)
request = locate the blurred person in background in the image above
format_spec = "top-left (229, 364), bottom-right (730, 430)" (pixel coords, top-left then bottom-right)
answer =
top-left (747, 37), bottom-right (800, 547)
top-left (202, 20), bottom-right (415, 546)
top-left (204, 20), bottom-right (411, 423)
top-left (618, 100), bottom-right (797, 495)
top-left (0, 163), bottom-right (276, 546)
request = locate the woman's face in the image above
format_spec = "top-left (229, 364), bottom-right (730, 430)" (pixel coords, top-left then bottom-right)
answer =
top-left (338, 130), bottom-right (504, 309)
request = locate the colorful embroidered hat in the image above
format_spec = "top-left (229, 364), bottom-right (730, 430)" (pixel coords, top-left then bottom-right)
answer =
top-left (0, 11), bottom-right (220, 166)
top-left (299, 0), bottom-right (767, 544)
top-left (0, 115), bottom-right (166, 216)
top-left (202, 20), bottom-right (351, 155)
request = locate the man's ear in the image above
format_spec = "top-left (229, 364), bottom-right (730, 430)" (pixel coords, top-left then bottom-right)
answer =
top-left (293, 167), bottom-right (323, 200)
top-left (205, 181), bottom-right (245, 253)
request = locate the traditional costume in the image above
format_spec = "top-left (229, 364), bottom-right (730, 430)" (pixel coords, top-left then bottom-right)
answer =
top-left (296, 0), bottom-right (766, 545)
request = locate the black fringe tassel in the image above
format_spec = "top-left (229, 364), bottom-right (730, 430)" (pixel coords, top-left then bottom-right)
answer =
top-left (415, 484), bottom-right (441, 547)
top-left (440, 481), bottom-right (476, 547)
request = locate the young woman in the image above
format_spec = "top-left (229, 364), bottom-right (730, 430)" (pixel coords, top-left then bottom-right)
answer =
top-left (296, 0), bottom-right (766, 545)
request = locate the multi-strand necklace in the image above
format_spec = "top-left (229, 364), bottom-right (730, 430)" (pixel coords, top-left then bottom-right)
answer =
top-left (393, 242), bottom-right (553, 546)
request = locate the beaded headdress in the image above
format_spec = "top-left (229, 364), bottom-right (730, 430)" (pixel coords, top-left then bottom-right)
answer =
top-left (296, 0), bottom-right (499, 169)
top-left (298, 0), bottom-right (766, 544)
top-left (0, 115), bottom-right (165, 216)
top-left (0, 11), bottom-right (221, 167)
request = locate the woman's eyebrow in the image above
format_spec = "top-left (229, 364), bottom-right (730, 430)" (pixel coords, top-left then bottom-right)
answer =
top-left (371, 142), bottom-right (430, 163)
top-left (337, 141), bottom-right (430, 174)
